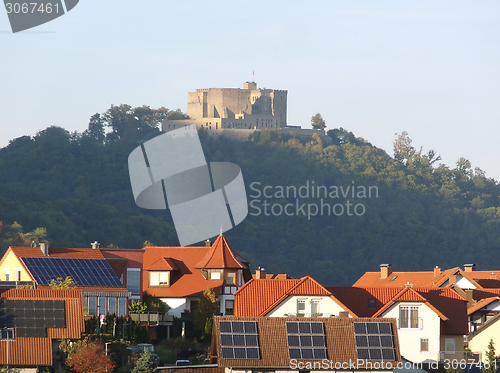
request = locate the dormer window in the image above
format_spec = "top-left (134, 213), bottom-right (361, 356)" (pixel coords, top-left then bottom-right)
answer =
top-left (210, 271), bottom-right (221, 280)
top-left (149, 271), bottom-right (170, 287)
top-left (226, 272), bottom-right (236, 285)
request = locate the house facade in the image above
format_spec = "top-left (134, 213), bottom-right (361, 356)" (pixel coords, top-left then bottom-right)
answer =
top-left (142, 235), bottom-right (251, 317)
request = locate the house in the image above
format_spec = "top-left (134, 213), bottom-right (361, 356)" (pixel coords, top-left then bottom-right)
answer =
top-left (234, 274), bottom-right (468, 364)
top-left (234, 276), bottom-right (354, 318)
top-left (0, 288), bottom-right (85, 372)
top-left (0, 243), bottom-right (131, 316)
top-left (210, 316), bottom-right (401, 373)
top-left (459, 288), bottom-right (500, 359)
top-left (142, 234), bottom-right (251, 317)
top-left (353, 263), bottom-right (500, 290)
top-left (330, 286), bottom-right (468, 364)
top-left (99, 245), bottom-right (144, 304)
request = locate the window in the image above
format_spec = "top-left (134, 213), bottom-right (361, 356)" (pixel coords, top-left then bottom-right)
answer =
top-left (399, 306), bottom-right (419, 328)
top-left (368, 299), bottom-right (376, 309)
top-left (98, 296), bottom-right (106, 316)
top-left (210, 271), bottom-right (221, 280)
top-left (226, 272), bottom-right (235, 285)
top-left (4, 268), bottom-right (10, 281)
top-left (0, 328), bottom-right (15, 340)
top-left (14, 268), bottom-right (21, 281)
top-left (445, 338), bottom-right (455, 354)
top-left (150, 271), bottom-right (169, 287)
top-left (126, 268), bottom-right (141, 294)
top-left (421, 338), bottom-right (429, 352)
top-left (118, 298), bottom-right (127, 316)
top-left (297, 299), bottom-right (306, 316)
top-left (88, 297), bottom-right (97, 316)
top-left (311, 299), bottom-right (321, 316)
top-left (225, 300), bottom-right (234, 315)
top-left (108, 297), bottom-right (117, 315)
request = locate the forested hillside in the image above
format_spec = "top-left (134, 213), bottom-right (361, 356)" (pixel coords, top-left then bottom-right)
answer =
top-left (1, 104), bottom-right (500, 286)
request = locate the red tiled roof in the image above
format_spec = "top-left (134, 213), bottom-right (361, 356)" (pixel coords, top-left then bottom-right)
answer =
top-left (9, 246), bottom-right (105, 259)
top-left (467, 297), bottom-right (499, 315)
top-left (142, 235), bottom-right (249, 298)
top-left (234, 276), bottom-right (347, 317)
top-left (328, 287), bottom-right (403, 317)
top-left (145, 257), bottom-right (179, 271)
top-left (0, 289), bottom-right (85, 366)
top-left (107, 259), bottom-right (128, 278)
top-left (194, 235), bottom-right (246, 269)
top-left (143, 246), bottom-right (223, 298)
top-left (252, 273), bottom-right (292, 279)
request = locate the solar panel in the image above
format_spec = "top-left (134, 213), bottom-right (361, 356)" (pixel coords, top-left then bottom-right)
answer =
top-left (220, 321), bottom-right (232, 333)
top-left (286, 322), bottom-right (328, 360)
top-left (0, 299), bottom-right (66, 338)
top-left (353, 322), bottom-right (397, 361)
top-left (219, 321), bottom-right (260, 359)
top-left (354, 322), bottom-right (367, 334)
top-left (357, 348), bottom-right (370, 359)
top-left (21, 257), bottom-right (123, 287)
top-left (379, 323), bottom-right (392, 335)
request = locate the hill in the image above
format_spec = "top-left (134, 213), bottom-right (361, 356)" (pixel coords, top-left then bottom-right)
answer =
top-left (1, 105), bottom-right (500, 285)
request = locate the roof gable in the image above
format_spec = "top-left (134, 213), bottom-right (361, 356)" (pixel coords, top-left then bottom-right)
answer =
top-left (194, 235), bottom-right (246, 269)
top-left (146, 257), bottom-right (179, 271)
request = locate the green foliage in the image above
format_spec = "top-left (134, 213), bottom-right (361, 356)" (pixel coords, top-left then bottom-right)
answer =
top-left (131, 350), bottom-right (157, 373)
top-left (4, 109), bottom-right (500, 286)
top-left (311, 113), bottom-right (326, 130)
top-left (143, 293), bottom-right (170, 313)
top-left (482, 339), bottom-right (498, 373)
top-left (129, 302), bottom-right (147, 314)
top-left (49, 276), bottom-right (77, 289)
top-left (192, 288), bottom-right (219, 342)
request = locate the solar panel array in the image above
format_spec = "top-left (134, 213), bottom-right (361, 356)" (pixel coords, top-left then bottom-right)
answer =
top-left (21, 257), bottom-right (124, 287)
top-left (286, 322), bottom-right (328, 360)
top-left (353, 322), bottom-right (396, 361)
top-left (219, 320), bottom-right (260, 359)
top-left (0, 299), bottom-right (66, 337)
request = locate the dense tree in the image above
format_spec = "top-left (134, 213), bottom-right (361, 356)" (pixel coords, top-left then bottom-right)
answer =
top-left (482, 338), bottom-right (498, 373)
top-left (311, 113), bottom-right (326, 130)
top-left (49, 276), bottom-right (77, 289)
top-left (63, 337), bottom-right (115, 373)
top-left (131, 350), bottom-right (157, 373)
top-left (192, 288), bottom-right (219, 341)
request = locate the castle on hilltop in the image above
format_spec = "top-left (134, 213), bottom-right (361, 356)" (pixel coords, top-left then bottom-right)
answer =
top-left (162, 81), bottom-right (330, 142)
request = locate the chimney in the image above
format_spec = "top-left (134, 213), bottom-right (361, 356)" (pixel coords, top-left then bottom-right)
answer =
top-left (90, 241), bottom-right (100, 249)
top-left (380, 264), bottom-right (392, 279)
top-left (205, 239), bottom-right (211, 247)
top-left (449, 275), bottom-right (456, 285)
top-left (491, 272), bottom-right (497, 280)
top-left (434, 266), bottom-right (441, 277)
top-left (39, 242), bottom-right (49, 257)
top-left (465, 289), bottom-right (474, 308)
top-left (464, 264), bottom-right (476, 272)
top-left (404, 282), bottom-right (413, 288)
top-left (339, 311), bottom-right (349, 318)
top-left (255, 266), bottom-right (266, 280)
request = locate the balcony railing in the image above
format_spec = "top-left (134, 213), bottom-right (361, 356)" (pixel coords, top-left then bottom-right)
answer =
top-left (438, 351), bottom-right (482, 362)
top-left (398, 317), bottom-right (423, 330)
top-left (284, 313), bottom-right (332, 317)
top-left (129, 312), bottom-right (174, 325)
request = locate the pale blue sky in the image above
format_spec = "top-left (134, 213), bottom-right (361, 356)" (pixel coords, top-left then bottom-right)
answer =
top-left (2, 1), bottom-right (500, 179)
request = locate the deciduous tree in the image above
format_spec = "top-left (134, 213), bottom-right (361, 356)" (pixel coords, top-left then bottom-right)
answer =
top-left (311, 113), bottom-right (326, 130)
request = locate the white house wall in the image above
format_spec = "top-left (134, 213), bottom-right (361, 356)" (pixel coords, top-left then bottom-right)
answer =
top-left (161, 298), bottom-right (187, 318)
top-left (266, 295), bottom-right (348, 317)
top-left (381, 302), bottom-right (441, 363)
top-left (455, 275), bottom-right (477, 289)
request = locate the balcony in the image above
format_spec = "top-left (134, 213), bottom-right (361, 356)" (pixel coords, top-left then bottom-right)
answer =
top-left (438, 351), bottom-right (481, 362)
top-left (398, 317), bottom-right (423, 330)
top-left (129, 312), bottom-right (174, 325)
top-left (284, 313), bottom-right (332, 317)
